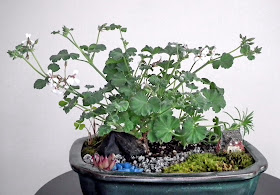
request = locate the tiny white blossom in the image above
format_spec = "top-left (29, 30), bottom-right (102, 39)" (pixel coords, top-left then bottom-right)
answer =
top-left (52, 88), bottom-right (63, 95)
top-left (67, 77), bottom-right (75, 85)
top-left (22, 33), bottom-right (34, 45)
top-left (67, 69), bottom-right (80, 85)
top-left (48, 70), bottom-right (53, 76)
top-left (26, 33), bottom-right (31, 38)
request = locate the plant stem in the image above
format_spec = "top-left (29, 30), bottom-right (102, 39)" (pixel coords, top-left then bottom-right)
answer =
top-left (163, 56), bottom-right (172, 80)
top-left (76, 103), bottom-right (89, 110)
top-left (91, 30), bottom-right (101, 60)
top-left (65, 33), bottom-right (107, 80)
top-left (189, 60), bottom-right (198, 72)
top-left (229, 46), bottom-right (241, 54)
top-left (119, 30), bottom-right (132, 76)
top-left (192, 61), bottom-right (211, 74)
top-left (139, 57), bottom-right (153, 84)
top-left (30, 51), bottom-right (47, 76)
top-left (22, 57), bottom-right (46, 78)
top-left (119, 30), bottom-right (127, 50)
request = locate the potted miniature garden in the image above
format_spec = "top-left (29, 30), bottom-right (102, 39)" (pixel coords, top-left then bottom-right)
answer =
top-left (8, 24), bottom-right (267, 195)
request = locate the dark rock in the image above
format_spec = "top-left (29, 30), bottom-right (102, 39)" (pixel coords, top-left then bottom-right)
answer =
top-left (216, 130), bottom-right (245, 153)
top-left (96, 132), bottom-right (145, 159)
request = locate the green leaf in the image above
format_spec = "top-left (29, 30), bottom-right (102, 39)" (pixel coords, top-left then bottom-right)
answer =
top-left (149, 97), bottom-right (161, 113)
top-left (182, 120), bottom-right (207, 144)
top-left (153, 114), bottom-right (180, 143)
top-left (202, 88), bottom-right (226, 113)
top-left (130, 93), bottom-right (160, 116)
top-left (201, 78), bottom-right (211, 84)
top-left (212, 60), bottom-right (221, 69)
top-left (82, 91), bottom-right (103, 106)
top-left (70, 53), bottom-right (80, 60)
top-left (85, 85), bottom-right (94, 89)
top-left (141, 45), bottom-right (154, 53)
top-left (164, 45), bottom-right (177, 56)
top-left (114, 101), bottom-right (129, 112)
top-left (34, 79), bottom-right (47, 89)
top-left (123, 120), bottom-right (134, 133)
top-left (58, 50), bottom-right (70, 60)
top-left (247, 54), bottom-right (255, 60)
top-left (109, 48), bottom-right (123, 61)
top-left (98, 125), bottom-right (113, 136)
top-left (103, 64), bottom-right (118, 80)
top-left (190, 92), bottom-right (210, 111)
top-left (88, 44), bottom-right (106, 53)
top-left (183, 71), bottom-right (198, 82)
top-left (63, 96), bottom-right (78, 113)
top-left (220, 53), bottom-right (234, 69)
top-left (119, 86), bottom-right (133, 97)
top-left (130, 92), bottom-right (151, 116)
top-left (48, 63), bottom-right (60, 72)
top-left (78, 124), bottom-right (85, 130)
top-left (116, 62), bottom-right (130, 72)
top-left (80, 45), bottom-right (88, 51)
top-left (149, 75), bottom-right (161, 85)
top-left (74, 122), bottom-right (80, 129)
top-left (49, 54), bottom-right (61, 62)
top-left (157, 60), bottom-right (174, 69)
top-left (158, 100), bottom-right (173, 116)
top-left (111, 72), bottom-right (128, 87)
top-left (153, 47), bottom-right (164, 54)
top-left (120, 27), bottom-right (127, 32)
top-left (125, 47), bottom-right (137, 56)
top-left (240, 44), bottom-right (250, 55)
top-left (147, 131), bottom-right (158, 143)
top-left (59, 100), bottom-right (68, 107)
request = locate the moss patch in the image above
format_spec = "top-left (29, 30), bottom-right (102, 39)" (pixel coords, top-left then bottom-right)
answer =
top-left (81, 136), bottom-right (105, 157)
top-left (164, 152), bottom-right (254, 173)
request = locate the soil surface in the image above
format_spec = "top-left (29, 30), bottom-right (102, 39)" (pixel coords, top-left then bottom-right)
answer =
top-left (82, 138), bottom-right (217, 173)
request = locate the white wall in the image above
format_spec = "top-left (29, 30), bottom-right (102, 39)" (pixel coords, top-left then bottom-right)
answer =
top-left (1, 0), bottom-right (279, 194)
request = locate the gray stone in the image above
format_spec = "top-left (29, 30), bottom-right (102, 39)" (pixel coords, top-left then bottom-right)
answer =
top-left (83, 154), bottom-right (93, 164)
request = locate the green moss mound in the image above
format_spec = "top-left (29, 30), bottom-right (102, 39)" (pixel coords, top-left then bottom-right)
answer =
top-left (81, 136), bottom-right (104, 157)
top-left (164, 152), bottom-right (254, 173)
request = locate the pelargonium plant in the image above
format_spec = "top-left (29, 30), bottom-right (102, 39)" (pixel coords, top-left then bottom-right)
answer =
top-left (8, 24), bottom-right (261, 149)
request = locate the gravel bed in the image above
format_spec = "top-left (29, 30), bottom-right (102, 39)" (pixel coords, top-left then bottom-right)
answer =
top-left (83, 144), bottom-right (216, 173)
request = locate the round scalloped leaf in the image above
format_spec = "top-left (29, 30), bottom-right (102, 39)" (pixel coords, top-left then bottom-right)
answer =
top-left (220, 53), bottom-right (234, 69)
top-left (34, 79), bottom-right (47, 89)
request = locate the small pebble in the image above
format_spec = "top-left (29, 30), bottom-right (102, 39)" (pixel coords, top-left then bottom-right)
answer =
top-left (83, 154), bottom-right (93, 164)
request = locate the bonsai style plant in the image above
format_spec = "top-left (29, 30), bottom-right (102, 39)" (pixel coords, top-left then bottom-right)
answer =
top-left (8, 24), bottom-right (267, 195)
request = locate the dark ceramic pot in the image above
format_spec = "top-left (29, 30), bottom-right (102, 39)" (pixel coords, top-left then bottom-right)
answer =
top-left (69, 137), bottom-right (267, 195)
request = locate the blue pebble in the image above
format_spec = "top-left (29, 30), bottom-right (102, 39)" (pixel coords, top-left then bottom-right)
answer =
top-left (118, 168), bottom-right (130, 172)
top-left (113, 163), bottom-right (143, 173)
top-left (118, 163), bottom-right (125, 167)
top-left (116, 164), bottom-right (123, 170)
top-left (134, 168), bottom-right (144, 173)
top-left (124, 162), bottom-right (132, 169)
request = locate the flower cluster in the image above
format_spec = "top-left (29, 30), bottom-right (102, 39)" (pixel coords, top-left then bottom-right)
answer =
top-left (48, 69), bottom-right (80, 94)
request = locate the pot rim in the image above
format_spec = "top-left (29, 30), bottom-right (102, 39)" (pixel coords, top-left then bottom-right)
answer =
top-left (69, 137), bottom-right (267, 183)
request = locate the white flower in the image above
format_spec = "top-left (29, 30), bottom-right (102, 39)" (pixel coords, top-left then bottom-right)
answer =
top-left (48, 70), bottom-right (53, 76)
top-left (22, 33), bottom-right (34, 45)
top-left (67, 69), bottom-right (80, 85)
top-left (26, 33), bottom-right (31, 38)
top-left (52, 88), bottom-right (63, 95)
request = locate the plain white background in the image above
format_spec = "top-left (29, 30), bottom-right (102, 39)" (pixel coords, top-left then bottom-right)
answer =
top-left (1, 0), bottom-right (279, 194)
